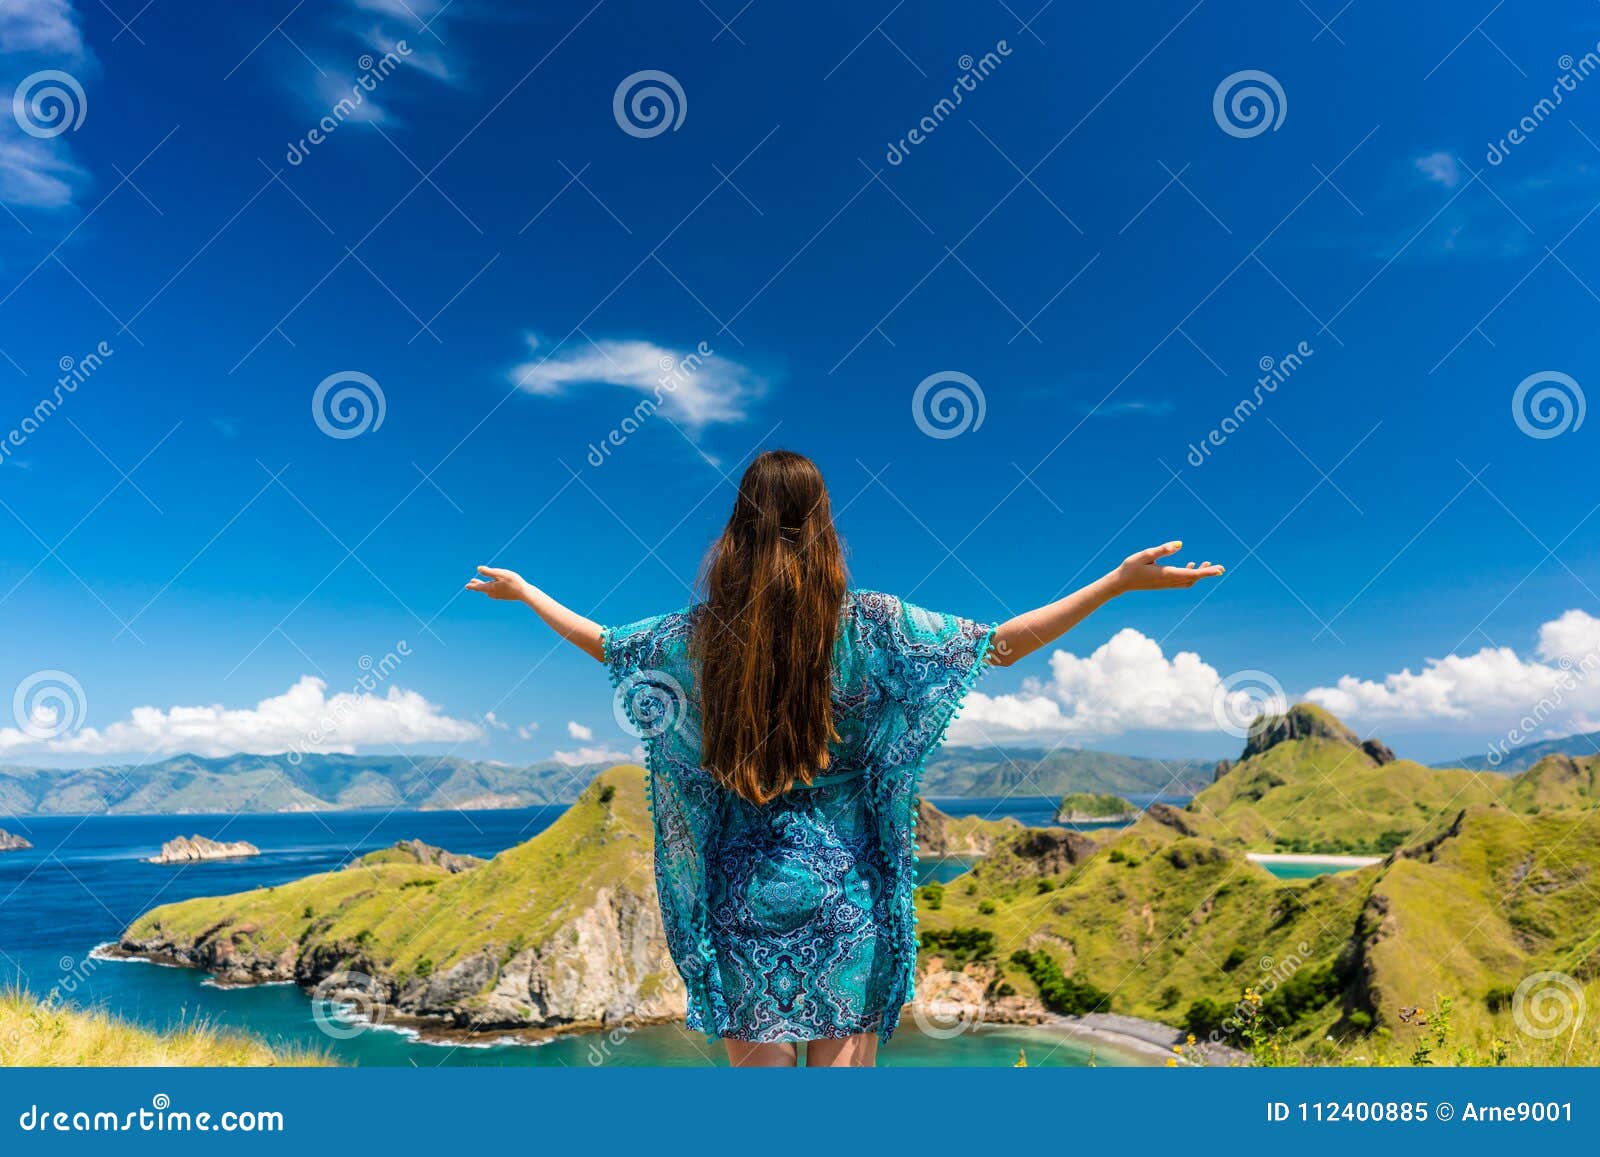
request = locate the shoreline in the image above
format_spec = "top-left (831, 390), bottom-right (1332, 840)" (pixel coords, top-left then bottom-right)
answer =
top-left (94, 942), bottom-right (1201, 1062)
top-left (1247, 852), bottom-right (1383, 868)
top-left (1038, 1012), bottom-right (1246, 1066)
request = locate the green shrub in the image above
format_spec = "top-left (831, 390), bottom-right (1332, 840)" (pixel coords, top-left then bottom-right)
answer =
top-left (1009, 949), bottom-right (1109, 1016)
top-left (920, 926), bottom-right (996, 966)
top-left (1184, 997), bottom-right (1232, 1038)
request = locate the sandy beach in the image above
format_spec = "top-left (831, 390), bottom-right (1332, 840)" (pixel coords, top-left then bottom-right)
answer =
top-left (1247, 852), bottom-right (1383, 868)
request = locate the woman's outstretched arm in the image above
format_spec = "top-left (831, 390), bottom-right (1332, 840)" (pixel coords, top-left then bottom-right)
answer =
top-left (464, 566), bottom-right (606, 662)
top-left (988, 541), bottom-right (1223, 668)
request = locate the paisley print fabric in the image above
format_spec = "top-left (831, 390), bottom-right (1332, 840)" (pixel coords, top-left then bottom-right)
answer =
top-left (603, 591), bottom-right (994, 1043)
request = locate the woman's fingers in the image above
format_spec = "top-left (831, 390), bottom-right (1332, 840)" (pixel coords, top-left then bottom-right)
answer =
top-left (1133, 540), bottom-right (1184, 565)
top-left (467, 565), bottom-right (508, 593)
top-left (1159, 563), bottom-right (1225, 584)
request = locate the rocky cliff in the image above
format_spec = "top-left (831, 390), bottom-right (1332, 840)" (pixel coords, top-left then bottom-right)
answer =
top-left (146, 835), bottom-right (260, 863)
top-left (115, 767), bottom-right (682, 1040)
top-left (0, 828), bottom-right (32, 852)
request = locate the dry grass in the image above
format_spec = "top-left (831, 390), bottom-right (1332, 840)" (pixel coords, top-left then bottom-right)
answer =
top-left (0, 989), bottom-right (334, 1067)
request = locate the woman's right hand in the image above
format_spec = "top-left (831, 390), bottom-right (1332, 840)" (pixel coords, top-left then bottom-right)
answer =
top-left (1111, 542), bottom-right (1225, 593)
top-left (465, 565), bottom-right (532, 603)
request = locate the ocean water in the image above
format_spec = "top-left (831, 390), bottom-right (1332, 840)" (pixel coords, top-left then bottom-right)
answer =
top-left (926, 792), bottom-right (1192, 831)
top-left (1255, 860), bottom-right (1366, 880)
top-left (0, 804), bottom-right (1152, 1067)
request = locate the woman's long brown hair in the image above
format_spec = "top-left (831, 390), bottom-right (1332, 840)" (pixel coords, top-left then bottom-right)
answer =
top-left (692, 450), bottom-right (848, 805)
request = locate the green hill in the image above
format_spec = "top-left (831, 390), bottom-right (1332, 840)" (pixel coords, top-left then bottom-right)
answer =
top-left (113, 779), bottom-right (1020, 1040)
top-left (915, 705), bottom-right (1600, 1064)
top-left (1190, 704), bottom-right (1598, 854)
top-left (115, 765), bottom-right (678, 1038)
top-left (917, 799), bottom-right (1600, 1062)
top-left (1054, 792), bottom-right (1139, 822)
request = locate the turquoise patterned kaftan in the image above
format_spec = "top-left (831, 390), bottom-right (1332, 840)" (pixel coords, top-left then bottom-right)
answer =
top-left (602, 591), bottom-right (994, 1044)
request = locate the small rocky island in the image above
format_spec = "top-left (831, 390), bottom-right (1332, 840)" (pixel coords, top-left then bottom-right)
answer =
top-left (1054, 792), bottom-right (1140, 823)
top-left (146, 835), bottom-right (261, 864)
top-left (0, 828), bottom-right (33, 852)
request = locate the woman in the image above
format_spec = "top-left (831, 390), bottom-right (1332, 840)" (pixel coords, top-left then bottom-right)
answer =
top-left (467, 450), bottom-right (1222, 1067)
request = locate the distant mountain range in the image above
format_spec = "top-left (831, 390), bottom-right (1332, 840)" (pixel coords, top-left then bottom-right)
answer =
top-left (1436, 729), bottom-right (1600, 771)
top-left (0, 743), bottom-right (1218, 816)
top-left (0, 753), bottom-right (602, 816)
top-left (921, 746), bottom-right (1214, 799)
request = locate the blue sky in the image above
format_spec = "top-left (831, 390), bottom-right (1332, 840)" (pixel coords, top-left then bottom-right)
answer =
top-left (1, 0), bottom-right (1597, 770)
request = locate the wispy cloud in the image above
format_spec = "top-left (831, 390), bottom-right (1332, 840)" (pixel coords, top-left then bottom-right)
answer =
top-left (0, 0), bottom-right (94, 211)
top-left (0, 135), bottom-right (84, 209)
top-left (509, 335), bottom-right (764, 432)
top-left (551, 744), bottom-right (636, 767)
top-left (285, 0), bottom-right (464, 127)
top-left (1085, 399), bottom-right (1174, 418)
top-left (566, 720), bottom-right (593, 740)
top-left (1414, 150), bottom-right (1460, 188)
top-left (0, 0), bottom-right (87, 59)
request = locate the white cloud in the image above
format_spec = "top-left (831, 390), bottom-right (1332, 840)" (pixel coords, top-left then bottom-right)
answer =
top-left (509, 335), bottom-right (762, 431)
top-left (483, 711), bottom-right (509, 731)
top-left (0, 0), bottom-right (93, 211)
top-left (0, 135), bottom-right (83, 209)
top-left (1415, 151), bottom-right (1461, 188)
top-left (947, 628), bottom-right (1260, 743)
top-left (1305, 609), bottom-right (1600, 726)
top-left (566, 720), bottom-right (593, 741)
top-left (551, 745), bottom-right (633, 767)
top-left (517, 721), bottom-right (540, 740)
top-left (0, 675), bottom-right (482, 758)
top-left (0, 0), bottom-right (87, 59)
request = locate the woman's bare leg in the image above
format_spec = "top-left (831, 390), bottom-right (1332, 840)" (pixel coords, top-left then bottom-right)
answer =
top-left (725, 1039), bottom-right (798, 1067)
top-left (804, 1033), bottom-right (878, 1068)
